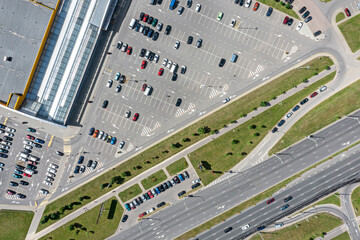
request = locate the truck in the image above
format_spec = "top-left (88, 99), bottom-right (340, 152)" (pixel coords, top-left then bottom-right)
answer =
top-left (169, 0), bottom-right (176, 10)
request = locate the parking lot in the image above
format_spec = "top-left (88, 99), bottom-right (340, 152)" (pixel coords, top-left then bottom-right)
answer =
top-left (82, 0), bottom-right (316, 160)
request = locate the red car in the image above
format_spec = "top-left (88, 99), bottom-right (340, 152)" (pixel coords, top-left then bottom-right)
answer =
top-left (126, 47), bottom-right (132, 55)
top-left (345, 8), bottom-right (351, 17)
top-left (283, 16), bottom-right (289, 24)
top-left (143, 14), bottom-right (149, 22)
top-left (253, 2), bottom-right (259, 11)
top-left (310, 92), bottom-right (318, 98)
top-left (23, 173), bottom-right (31, 177)
top-left (158, 68), bottom-right (164, 76)
top-left (139, 212), bottom-right (147, 218)
top-left (133, 113), bottom-right (139, 121)
top-left (267, 198), bottom-right (275, 204)
top-left (26, 135), bottom-right (35, 140)
top-left (147, 190), bottom-right (154, 198)
top-left (141, 83), bottom-right (147, 91)
top-left (93, 130), bottom-right (99, 138)
top-left (141, 60), bottom-right (147, 69)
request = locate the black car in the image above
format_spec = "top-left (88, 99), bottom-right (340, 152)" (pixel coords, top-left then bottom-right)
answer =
top-left (143, 26), bottom-right (150, 36)
top-left (224, 227), bottom-right (233, 233)
top-left (304, 16), bottom-right (312, 23)
top-left (239, 0), bottom-right (244, 6)
top-left (257, 226), bottom-right (265, 231)
top-left (299, 6), bottom-right (306, 14)
top-left (300, 98), bottom-right (309, 105)
top-left (187, 0), bottom-right (192, 7)
top-left (313, 30), bottom-right (322, 37)
top-left (137, 197), bottom-right (143, 204)
top-left (102, 100), bottom-right (109, 108)
top-left (219, 58), bottom-right (226, 67)
top-left (234, 0), bottom-right (239, 3)
top-left (174, 176), bottom-right (180, 183)
top-left (178, 191), bottom-right (186, 197)
top-left (140, 48), bottom-right (146, 57)
top-left (23, 149), bottom-right (31, 154)
top-left (157, 202), bottom-right (166, 208)
top-left (287, 18), bottom-right (293, 26)
top-left (87, 160), bottom-right (93, 167)
top-left (144, 193), bottom-right (150, 200)
top-left (277, 119), bottom-right (286, 127)
top-left (175, 98), bottom-right (182, 107)
top-left (184, 171), bottom-right (189, 179)
top-left (152, 32), bottom-right (159, 41)
top-left (139, 12), bottom-right (145, 21)
top-left (159, 184), bottom-right (165, 192)
top-left (19, 180), bottom-right (29, 186)
top-left (17, 193), bottom-right (26, 199)
top-left (187, 36), bottom-right (193, 44)
top-left (171, 73), bottom-right (178, 81)
top-left (56, 151), bottom-right (64, 156)
top-left (78, 156), bottom-right (84, 164)
top-left (266, 7), bottom-right (273, 17)
top-left (147, 16), bottom-right (154, 24)
top-left (27, 164), bottom-right (36, 170)
top-left (9, 181), bottom-right (18, 186)
top-left (166, 181), bottom-right (172, 188)
top-left (16, 165), bottom-right (25, 171)
top-left (284, 196), bottom-right (293, 202)
top-left (149, 52), bottom-right (155, 61)
top-left (302, 11), bottom-right (310, 18)
top-left (89, 127), bottom-right (94, 135)
top-left (162, 183), bottom-right (169, 189)
top-left (3, 136), bottom-right (12, 141)
top-left (121, 215), bottom-right (128, 222)
top-left (192, 183), bottom-right (201, 189)
top-left (0, 153), bottom-right (7, 158)
top-left (165, 25), bottom-right (171, 35)
top-left (74, 166), bottom-right (80, 174)
top-left (292, 105), bottom-right (300, 112)
top-left (34, 143), bottom-right (42, 148)
top-left (271, 127), bottom-right (278, 133)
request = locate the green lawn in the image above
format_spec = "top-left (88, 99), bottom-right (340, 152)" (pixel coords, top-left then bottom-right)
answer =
top-left (141, 170), bottom-right (167, 190)
top-left (257, 0), bottom-right (299, 19)
top-left (250, 214), bottom-right (342, 240)
top-left (351, 186), bottom-right (360, 216)
top-left (166, 157), bottom-right (188, 176)
top-left (0, 210), bottom-right (34, 240)
top-left (189, 72), bottom-right (335, 186)
top-left (38, 57), bottom-right (333, 232)
top-left (338, 14), bottom-right (360, 52)
top-left (332, 231), bottom-right (351, 240)
top-left (118, 184), bottom-right (142, 202)
top-left (315, 192), bottom-right (341, 207)
top-left (40, 197), bottom-right (122, 240)
top-left (336, 12), bottom-right (345, 23)
top-left (270, 77), bottom-right (360, 155)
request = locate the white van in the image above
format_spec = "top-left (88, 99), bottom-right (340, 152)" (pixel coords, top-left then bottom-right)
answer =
top-left (25, 169), bottom-right (34, 175)
top-left (129, 18), bottom-right (136, 29)
top-left (20, 153), bottom-right (29, 159)
top-left (144, 85), bottom-right (152, 96)
top-left (170, 63), bottom-right (178, 73)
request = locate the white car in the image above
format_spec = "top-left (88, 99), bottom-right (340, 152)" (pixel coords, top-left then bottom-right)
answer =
top-left (195, 3), bottom-right (201, 12)
top-left (358, 2), bottom-right (360, 10)
top-left (118, 141), bottom-right (125, 149)
top-left (48, 168), bottom-right (57, 174)
top-left (319, 86), bottom-right (327, 92)
top-left (166, 60), bottom-right (172, 69)
top-left (46, 172), bottom-right (56, 178)
top-left (296, 22), bottom-right (303, 31)
top-left (6, 127), bottom-right (16, 132)
top-left (44, 180), bottom-right (52, 186)
top-left (245, 0), bottom-right (252, 8)
top-left (154, 54), bottom-right (159, 63)
top-left (5, 132), bottom-right (14, 137)
top-left (162, 58), bottom-right (168, 66)
top-left (223, 98), bottom-right (230, 104)
top-left (192, 178), bottom-right (201, 184)
top-left (50, 163), bottom-right (58, 169)
top-left (174, 41), bottom-right (180, 49)
top-left (107, 79), bottom-right (113, 88)
top-left (146, 207), bottom-right (155, 214)
top-left (241, 224), bottom-right (250, 230)
top-left (230, 19), bottom-right (236, 27)
top-left (40, 189), bottom-right (49, 194)
top-left (23, 140), bottom-right (32, 145)
top-left (24, 145), bottom-right (33, 150)
top-left (125, 110), bottom-right (131, 118)
top-left (285, 112), bottom-right (293, 119)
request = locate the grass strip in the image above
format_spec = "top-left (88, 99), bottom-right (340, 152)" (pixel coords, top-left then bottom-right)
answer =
top-left (332, 231), bottom-right (351, 240)
top-left (176, 140), bottom-right (359, 240)
top-left (166, 157), bottom-right (188, 176)
top-left (38, 57), bottom-right (333, 232)
top-left (315, 192), bottom-right (341, 207)
top-left (338, 14), bottom-right (360, 52)
top-left (0, 210), bottom-right (34, 240)
top-left (118, 184), bottom-right (142, 202)
top-left (141, 170), bottom-right (167, 190)
top-left (257, 0), bottom-right (299, 19)
top-left (189, 72), bottom-right (335, 186)
top-left (40, 197), bottom-right (122, 240)
top-left (351, 185), bottom-right (360, 216)
top-left (336, 12), bottom-right (345, 23)
top-left (250, 213), bottom-right (342, 240)
top-left (270, 78), bottom-right (360, 155)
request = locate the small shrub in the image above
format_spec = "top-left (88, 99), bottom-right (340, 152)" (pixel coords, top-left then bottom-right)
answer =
top-left (260, 101), bottom-right (267, 107)
top-left (198, 127), bottom-right (205, 134)
top-left (241, 152), bottom-right (247, 156)
top-left (232, 140), bottom-right (239, 145)
top-left (254, 132), bottom-right (260, 137)
top-left (261, 125), bottom-right (267, 128)
top-left (249, 124), bottom-right (256, 129)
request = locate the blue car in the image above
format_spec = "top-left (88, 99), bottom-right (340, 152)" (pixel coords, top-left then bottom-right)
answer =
top-left (14, 170), bottom-right (23, 175)
top-left (155, 187), bottom-right (161, 194)
top-left (0, 124), bottom-right (5, 129)
top-left (257, 226), bottom-right (265, 231)
top-left (292, 105), bottom-right (300, 112)
top-left (125, 203), bottom-right (131, 211)
top-left (89, 127), bottom-right (95, 135)
top-left (178, 174), bottom-right (185, 181)
top-left (281, 204), bottom-right (289, 210)
top-left (78, 156), bottom-right (84, 164)
top-left (110, 137), bottom-right (116, 145)
top-left (266, 7), bottom-right (273, 17)
top-left (35, 138), bottom-right (45, 144)
top-left (13, 174), bottom-right (22, 179)
top-left (74, 166), bottom-right (80, 174)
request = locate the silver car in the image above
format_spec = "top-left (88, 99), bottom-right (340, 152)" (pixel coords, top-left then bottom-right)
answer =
top-left (125, 110), bottom-right (131, 118)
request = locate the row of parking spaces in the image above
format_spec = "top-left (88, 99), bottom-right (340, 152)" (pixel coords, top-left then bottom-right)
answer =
top-left (83, 135), bottom-right (119, 155)
top-left (67, 159), bottom-right (104, 183)
top-left (345, 1), bottom-right (360, 15)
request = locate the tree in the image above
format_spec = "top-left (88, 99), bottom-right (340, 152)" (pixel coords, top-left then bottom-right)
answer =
top-left (101, 183), bottom-right (106, 189)
top-left (254, 132), bottom-right (260, 136)
top-left (68, 225), bottom-right (75, 231)
top-left (198, 127), bottom-right (205, 134)
top-left (67, 204), bottom-right (73, 210)
top-left (50, 213), bottom-right (57, 220)
top-left (78, 197), bottom-right (83, 202)
top-left (59, 207), bottom-right (66, 214)
top-left (249, 124), bottom-right (256, 129)
top-left (121, 172), bottom-right (126, 178)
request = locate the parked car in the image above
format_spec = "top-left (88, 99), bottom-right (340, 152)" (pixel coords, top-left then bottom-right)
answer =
top-left (345, 8), bottom-right (351, 17)
top-left (178, 191), bottom-right (186, 197)
top-left (91, 161), bottom-right (98, 170)
top-left (266, 7), bottom-right (273, 17)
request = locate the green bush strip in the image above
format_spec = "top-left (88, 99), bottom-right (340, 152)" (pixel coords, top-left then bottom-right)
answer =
top-left (118, 184), bottom-right (142, 202)
top-left (0, 210), bottom-right (34, 240)
top-left (40, 197), bottom-right (122, 240)
top-left (141, 170), bottom-right (167, 190)
top-left (38, 57), bottom-right (333, 232)
top-left (166, 157), bottom-right (188, 176)
top-left (257, 0), bottom-right (299, 19)
top-left (176, 139), bottom-right (357, 240)
top-left (189, 72), bottom-right (335, 186)
top-left (250, 214), bottom-right (342, 240)
top-left (338, 14), bottom-right (360, 52)
top-left (270, 77), bottom-right (360, 155)
top-left (336, 12), bottom-right (345, 23)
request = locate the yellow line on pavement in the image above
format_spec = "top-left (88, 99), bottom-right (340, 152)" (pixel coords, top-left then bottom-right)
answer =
top-left (35, 201), bottom-right (37, 207)
top-left (48, 135), bottom-right (54, 148)
top-left (3, 117), bottom-right (7, 125)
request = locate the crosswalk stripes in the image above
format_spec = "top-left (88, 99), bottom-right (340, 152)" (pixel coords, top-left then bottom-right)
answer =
top-left (208, 84), bottom-right (229, 99)
top-left (63, 138), bottom-right (71, 155)
top-left (141, 122), bottom-right (161, 136)
top-left (175, 103), bottom-right (195, 118)
top-left (103, 68), bottom-right (112, 75)
top-left (248, 64), bottom-right (264, 78)
top-left (36, 187), bottom-right (57, 200)
top-left (5, 194), bottom-right (20, 200)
